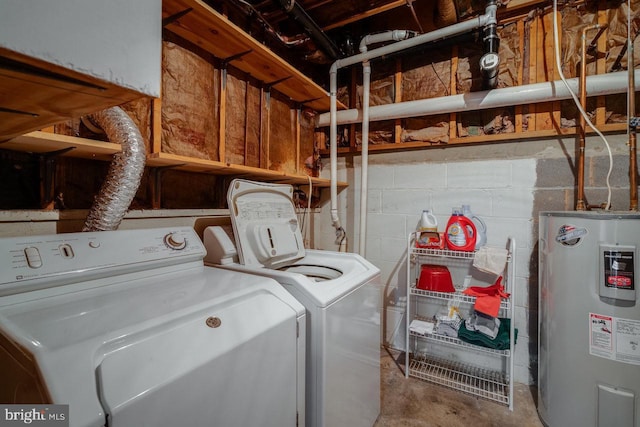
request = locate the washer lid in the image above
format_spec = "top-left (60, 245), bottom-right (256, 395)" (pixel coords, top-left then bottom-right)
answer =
top-left (228, 179), bottom-right (305, 269)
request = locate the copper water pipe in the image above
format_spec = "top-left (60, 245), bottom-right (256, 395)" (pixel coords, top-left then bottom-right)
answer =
top-left (628, 32), bottom-right (638, 210)
top-left (576, 24), bottom-right (606, 211)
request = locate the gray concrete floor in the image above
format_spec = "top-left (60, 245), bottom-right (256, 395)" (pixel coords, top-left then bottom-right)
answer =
top-left (375, 347), bottom-right (544, 427)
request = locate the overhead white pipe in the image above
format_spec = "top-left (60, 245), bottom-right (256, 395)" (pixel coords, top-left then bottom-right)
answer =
top-left (320, 70), bottom-right (640, 127)
top-left (359, 30), bottom-right (410, 53)
top-left (328, 3), bottom-right (497, 246)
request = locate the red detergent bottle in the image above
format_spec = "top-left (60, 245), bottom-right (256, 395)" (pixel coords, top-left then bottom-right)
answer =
top-left (444, 208), bottom-right (476, 251)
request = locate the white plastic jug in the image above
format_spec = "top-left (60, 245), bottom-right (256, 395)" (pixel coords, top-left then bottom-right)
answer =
top-left (461, 204), bottom-right (486, 249)
top-left (418, 209), bottom-right (438, 232)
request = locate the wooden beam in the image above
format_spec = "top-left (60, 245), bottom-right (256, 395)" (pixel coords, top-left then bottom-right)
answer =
top-left (296, 106), bottom-right (301, 174)
top-left (151, 98), bottom-right (163, 154)
top-left (219, 67), bottom-right (227, 163)
top-left (515, 20), bottom-right (524, 133)
top-left (350, 67), bottom-right (357, 149)
top-left (394, 58), bottom-right (402, 144)
top-left (596, 1), bottom-right (607, 126)
top-left (322, 0), bottom-right (405, 31)
top-left (449, 45), bottom-right (459, 140)
top-left (244, 79), bottom-right (250, 165)
top-left (259, 86), bottom-right (265, 168)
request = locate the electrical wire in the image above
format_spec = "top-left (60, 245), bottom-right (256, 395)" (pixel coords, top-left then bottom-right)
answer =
top-left (552, 0), bottom-right (613, 210)
top-left (296, 176), bottom-right (314, 248)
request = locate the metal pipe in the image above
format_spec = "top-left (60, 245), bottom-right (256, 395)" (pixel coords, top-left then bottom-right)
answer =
top-left (576, 24), bottom-right (607, 211)
top-left (273, 0), bottom-right (342, 59)
top-left (576, 25), bottom-right (599, 210)
top-left (629, 26), bottom-right (638, 210)
top-left (319, 70), bottom-right (640, 126)
top-left (480, 0), bottom-right (499, 89)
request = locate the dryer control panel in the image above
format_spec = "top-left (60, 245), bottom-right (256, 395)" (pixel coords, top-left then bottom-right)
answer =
top-left (0, 227), bottom-right (205, 296)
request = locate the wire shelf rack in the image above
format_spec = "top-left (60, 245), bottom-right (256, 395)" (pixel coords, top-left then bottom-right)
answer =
top-left (408, 352), bottom-right (510, 405)
top-left (409, 330), bottom-right (511, 356)
top-left (410, 286), bottom-right (511, 310)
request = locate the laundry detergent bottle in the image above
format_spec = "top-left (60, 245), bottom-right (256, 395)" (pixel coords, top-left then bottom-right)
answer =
top-left (445, 208), bottom-right (476, 251)
top-left (415, 209), bottom-right (440, 248)
top-left (418, 209), bottom-right (438, 232)
top-left (461, 204), bottom-right (487, 250)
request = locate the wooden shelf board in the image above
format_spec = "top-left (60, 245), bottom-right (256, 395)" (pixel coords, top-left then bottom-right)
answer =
top-left (162, 0), bottom-right (344, 112)
top-left (2, 132), bottom-right (347, 190)
top-left (147, 152), bottom-right (346, 188)
top-left (0, 48), bottom-right (146, 142)
top-left (319, 123), bottom-right (629, 156)
top-left (1, 131), bottom-right (121, 161)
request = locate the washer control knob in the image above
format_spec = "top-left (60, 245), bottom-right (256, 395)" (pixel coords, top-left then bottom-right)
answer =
top-left (24, 247), bottom-right (43, 268)
top-left (164, 233), bottom-right (187, 250)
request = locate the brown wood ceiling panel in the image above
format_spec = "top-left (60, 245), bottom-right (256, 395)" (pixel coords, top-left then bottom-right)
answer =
top-left (163, 0), bottom-right (337, 111)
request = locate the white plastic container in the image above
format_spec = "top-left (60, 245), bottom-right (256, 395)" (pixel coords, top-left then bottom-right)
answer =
top-left (462, 204), bottom-right (487, 250)
top-left (418, 209), bottom-right (438, 232)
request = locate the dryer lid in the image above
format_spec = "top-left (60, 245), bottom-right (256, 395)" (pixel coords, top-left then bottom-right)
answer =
top-left (227, 179), bottom-right (305, 269)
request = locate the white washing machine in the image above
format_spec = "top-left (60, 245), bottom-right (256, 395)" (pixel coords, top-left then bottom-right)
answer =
top-left (203, 179), bottom-right (381, 427)
top-left (0, 227), bottom-right (305, 427)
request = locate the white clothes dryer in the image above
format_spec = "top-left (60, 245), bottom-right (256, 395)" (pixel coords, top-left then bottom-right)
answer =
top-left (0, 227), bottom-right (305, 427)
top-left (204, 179), bottom-right (381, 427)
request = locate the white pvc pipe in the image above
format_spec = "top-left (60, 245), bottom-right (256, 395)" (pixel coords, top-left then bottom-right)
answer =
top-left (359, 30), bottom-right (410, 53)
top-left (328, 6), bottom-right (496, 242)
top-left (359, 61), bottom-right (371, 257)
top-left (329, 66), bottom-right (341, 235)
top-left (320, 70), bottom-right (640, 127)
top-left (358, 31), bottom-right (411, 256)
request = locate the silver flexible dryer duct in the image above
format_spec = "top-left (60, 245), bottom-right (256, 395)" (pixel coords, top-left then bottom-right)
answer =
top-left (83, 106), bottom-right (146, 232)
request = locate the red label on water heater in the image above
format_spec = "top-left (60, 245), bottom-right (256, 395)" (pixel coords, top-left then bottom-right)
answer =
top-left (603, 251), bottom-right (635, 290)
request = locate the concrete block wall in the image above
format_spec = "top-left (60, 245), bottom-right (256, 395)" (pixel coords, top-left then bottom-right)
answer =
top-left (316, 132), bottom-right (633, 385)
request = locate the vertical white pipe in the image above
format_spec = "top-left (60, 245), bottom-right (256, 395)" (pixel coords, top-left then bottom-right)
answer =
top-left (329, 64), bottom-right (341, 233)
top-left (359, 61), bottom-right (371, 257)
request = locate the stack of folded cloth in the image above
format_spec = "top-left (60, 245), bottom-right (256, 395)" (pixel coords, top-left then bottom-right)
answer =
top-left (458, 313), bottom-right (517, 350)
top-left (464, 311), bottom-right (500, 339)
top-left (435, 312), bottom-right (462, 338)
top-left (408, 319), bottom-right (435, 336)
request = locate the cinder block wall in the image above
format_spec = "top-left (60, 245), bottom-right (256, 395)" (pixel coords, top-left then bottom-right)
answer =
top-left (316, 133), bottom-right (633, 385)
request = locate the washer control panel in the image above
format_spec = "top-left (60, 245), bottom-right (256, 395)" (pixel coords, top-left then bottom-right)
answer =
top-left (0, 227), bottom-right (205, 296)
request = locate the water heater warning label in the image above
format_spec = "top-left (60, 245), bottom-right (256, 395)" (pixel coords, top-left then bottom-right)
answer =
top-left (590, 313), bottom-right (640, 366)
top-left (602, 250), bottom-right (635, 290)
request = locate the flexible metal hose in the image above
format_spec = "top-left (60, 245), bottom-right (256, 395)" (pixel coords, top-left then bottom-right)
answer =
top-left (83, 106), bottom-right (146, 231)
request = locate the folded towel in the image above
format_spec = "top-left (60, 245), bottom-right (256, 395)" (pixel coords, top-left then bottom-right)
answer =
top-left (465, 311), bottom-right (501, 339)
top-left (458, 317), bottom-right (517, 350)
top-left (462, 276), bottom-right (510, 318)
top-left (473, 246), bottom-right (508, 276)
top-left (435, 313), bottom-right (462, 337)
top-left (409, 319), bottom-right (435, 336)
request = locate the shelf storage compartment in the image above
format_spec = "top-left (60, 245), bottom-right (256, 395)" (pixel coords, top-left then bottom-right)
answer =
top-left (405, 234), bottom-right (516, 410)
top-left (2, 131), bottom-right (344, 190)
top-left (409, 329), bottom-right (510, 356)
top-left (408, 353), bottom-right (509, 405)
top-left (410, 287), bottom-right (511, 312)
